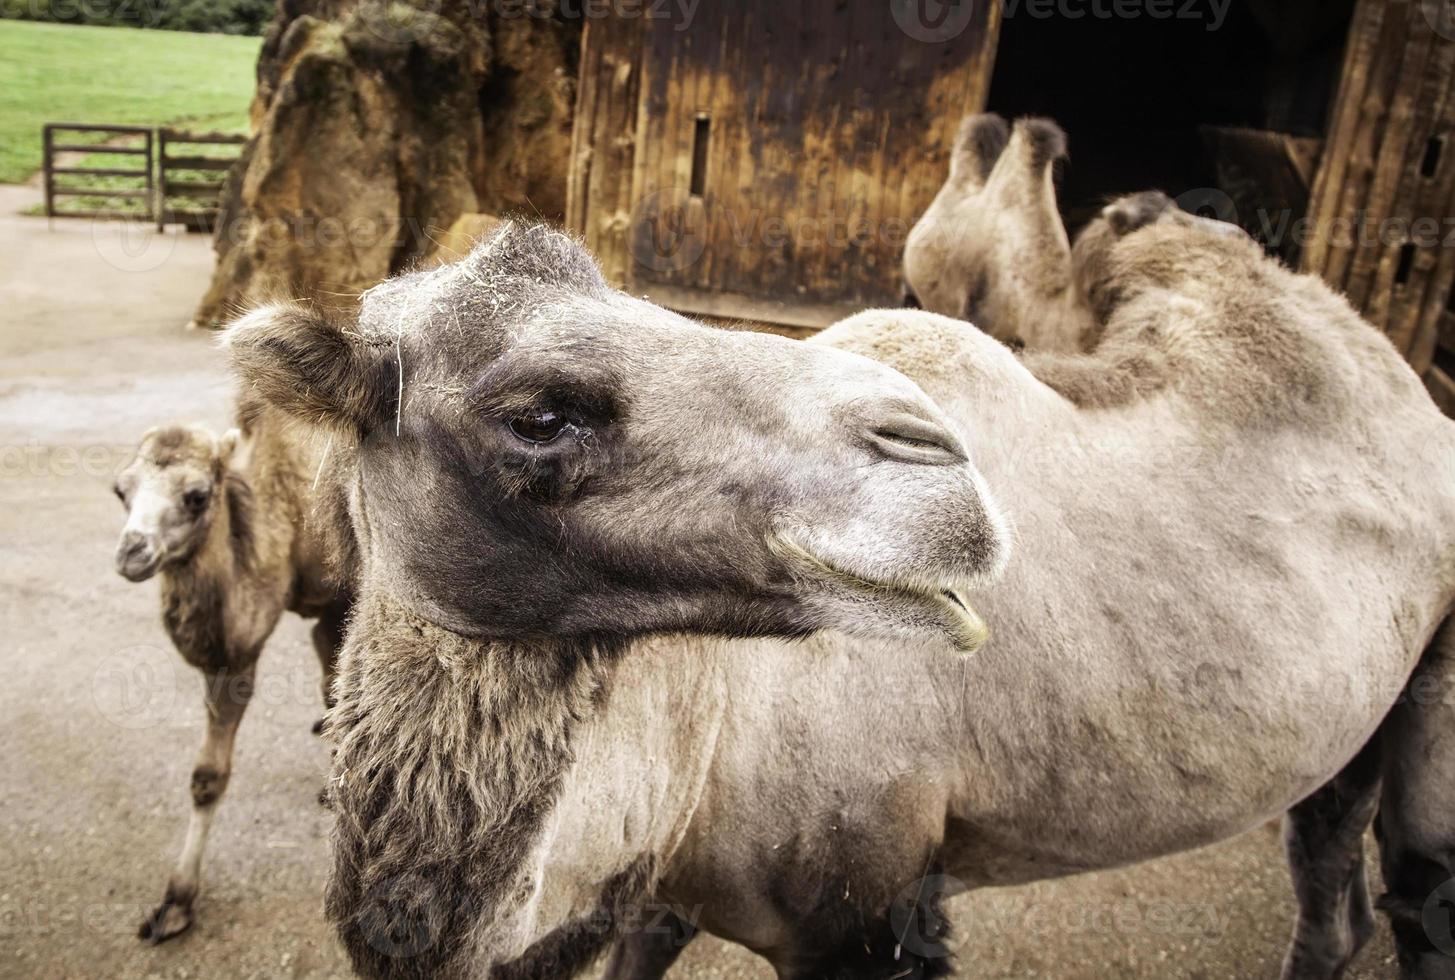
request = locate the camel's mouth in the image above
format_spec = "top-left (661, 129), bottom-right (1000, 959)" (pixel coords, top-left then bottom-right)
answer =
top-left (771, 534), bottom-right (990, 653)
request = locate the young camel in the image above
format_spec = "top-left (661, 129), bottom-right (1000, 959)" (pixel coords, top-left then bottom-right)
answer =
top-left (230, 220), bottom-right (1455, 980)
top-left (903, 113), bottom-right (1097, 352)
top-left (111, 402), bottom-right (351, 942)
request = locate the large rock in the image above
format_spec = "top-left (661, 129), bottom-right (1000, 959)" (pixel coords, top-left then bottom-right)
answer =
top-left (193, 0), bottom-right (578, 328)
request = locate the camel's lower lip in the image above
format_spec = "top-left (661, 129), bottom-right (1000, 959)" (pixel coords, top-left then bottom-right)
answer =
top-left (772, 535), bottom-right (989, 652)
top-left (934, 588), bottom-right (989, 652)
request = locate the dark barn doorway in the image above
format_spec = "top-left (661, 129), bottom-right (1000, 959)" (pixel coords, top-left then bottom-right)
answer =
top-left (986, 0), bottom-right (1356, 251)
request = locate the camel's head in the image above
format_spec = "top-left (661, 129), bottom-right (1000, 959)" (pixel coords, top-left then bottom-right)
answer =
top-left (228, 223), bottom-right (1009, 652)
top-left (904, 114), bottom-right (1090, 352)
top-left (113, 424), bottom-right (239, 582)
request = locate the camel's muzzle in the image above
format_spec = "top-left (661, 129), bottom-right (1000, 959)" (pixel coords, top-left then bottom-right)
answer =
top-left (115, 532), bottom-right (162, 582)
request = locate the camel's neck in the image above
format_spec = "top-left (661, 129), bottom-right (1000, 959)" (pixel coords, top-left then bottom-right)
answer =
top-left (158, 475), bottom-right (256, 663)
top-left (325, 589), bottom-right (612, 980)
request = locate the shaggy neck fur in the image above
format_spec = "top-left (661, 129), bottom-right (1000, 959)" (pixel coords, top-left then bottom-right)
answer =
top-left (325, 589), bottom-right (619, 980)
top-left (158, 473), bottom-right (255, 665)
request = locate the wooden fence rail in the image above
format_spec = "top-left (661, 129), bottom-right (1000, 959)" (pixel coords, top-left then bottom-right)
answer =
top-left (42, 123), bottom-right (153, 223)
top-left (41, 122), bottom-right (245, 230)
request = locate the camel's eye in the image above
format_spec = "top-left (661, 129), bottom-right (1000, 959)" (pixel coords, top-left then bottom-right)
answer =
top-left (508, 410), bottom-right (568, 444)
top-left (182, 488), bottom-right (211, 514)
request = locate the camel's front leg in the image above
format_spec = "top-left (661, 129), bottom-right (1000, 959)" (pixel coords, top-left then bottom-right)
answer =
top-left (1280, 735), bottom-right (1381, 979)
top-left (139, 661), bottom-right (256, 943)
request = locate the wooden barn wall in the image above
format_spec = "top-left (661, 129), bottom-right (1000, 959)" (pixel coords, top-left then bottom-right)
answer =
top-left (568, 3), bottom-right (1000, 329)
top-left (1303, 0), bottom-right (1455, 406)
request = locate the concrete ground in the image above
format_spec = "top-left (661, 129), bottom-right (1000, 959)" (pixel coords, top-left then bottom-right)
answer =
top-left (0, 183), bottom-right (1399, 979)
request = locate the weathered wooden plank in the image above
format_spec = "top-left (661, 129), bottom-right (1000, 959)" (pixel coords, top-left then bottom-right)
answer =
top-left (1408, 237), bottom-right (1455, 374)
top-left (160, 180), bottom-right (226, 196)
top-left (157, 129), bottom-right (246, 144)
top-left (50, 143), bottom-right (148, 155)
top-left (50, 166), bottom-right (149, 178)
top-left (1302, 0), bottom-right (1386, 275)
top-left (567, 14), bottom-right (646, 287)
top-left (1424, 363), bottom-right (1455, 417)
top-left (160, 155), bottom-right (239, 171)
top-left (611, 1), bottom-right (999, 325)
top-left (1303, 0), bottom-right (1455, 393)
top-left (1386, 37), bottom-right (1455, 352)
top-left (49, 186), bottom-right (150, 198)
top-left (1322, 0), bottom-right (1412, 292)
top-left (1343, 13), bottom-right (1435, 317)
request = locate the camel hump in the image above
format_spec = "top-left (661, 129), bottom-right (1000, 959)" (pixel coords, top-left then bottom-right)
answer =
top-left (1058, 209), bottom-right (1434, 430)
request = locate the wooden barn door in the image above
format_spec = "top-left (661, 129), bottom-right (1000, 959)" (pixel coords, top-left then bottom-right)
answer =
top-left (1302, 0), bottom-right (1455, 408)
top-left (568, 2), bottom-right (1000, 331)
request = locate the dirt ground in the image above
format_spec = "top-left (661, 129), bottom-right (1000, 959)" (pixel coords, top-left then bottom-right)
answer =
top-left (0, 184), bottom-right (1399, 979)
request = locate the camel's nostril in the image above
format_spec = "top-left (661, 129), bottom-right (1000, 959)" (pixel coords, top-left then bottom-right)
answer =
top-left (116, 534), bottom-right (160, 581)
top-left (865, 414), bottom-right (966, 466)
top-left (902, 286), bottom-right (921, 309)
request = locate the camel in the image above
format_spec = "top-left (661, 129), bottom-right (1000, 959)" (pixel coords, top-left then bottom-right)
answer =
top-left (228, 217), bottom-right (1455, 980)
top-left (111, 403), bottom-right (352, 942)
top-left (903, 113), bottom-right (1098, 353)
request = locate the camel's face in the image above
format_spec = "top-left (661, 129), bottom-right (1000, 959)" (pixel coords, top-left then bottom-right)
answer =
top-left (113, 425), bottom-right (234, 582)
top-left (229, 224), bottom-right (1010, 651)
top-left (905, 115), bottom-right (1084, 352)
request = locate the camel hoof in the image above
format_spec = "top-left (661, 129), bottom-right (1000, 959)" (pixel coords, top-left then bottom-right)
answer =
top-left (138, 898), bottom-right (193, 944)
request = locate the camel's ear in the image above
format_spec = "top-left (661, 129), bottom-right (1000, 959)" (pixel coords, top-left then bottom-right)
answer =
top-left (227, 304), bottom-right (395, 433)
top-left (216, 426), bottom-right (254, 473)
top-left (950, 113), bottom-right (1010, 187)
top-left (217, 427), bottom-right (240, 463)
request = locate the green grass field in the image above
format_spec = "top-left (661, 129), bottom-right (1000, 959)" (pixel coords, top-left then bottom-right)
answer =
top-left (0, 20), bottom-right (260, 184)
